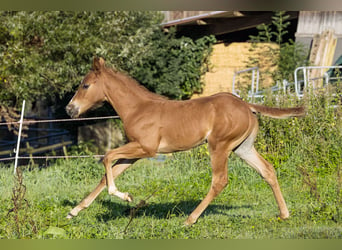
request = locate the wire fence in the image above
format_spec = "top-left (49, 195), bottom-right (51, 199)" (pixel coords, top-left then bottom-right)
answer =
top-left (0, 155), bottom-right (106, 162)
top-left (0, 103), bottom-right (120, 171)
top-left (0, 115), bottom-right (120, 126)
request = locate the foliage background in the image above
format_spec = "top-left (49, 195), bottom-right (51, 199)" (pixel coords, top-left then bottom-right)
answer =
top-left (0, 11), bottom-right (215, 125)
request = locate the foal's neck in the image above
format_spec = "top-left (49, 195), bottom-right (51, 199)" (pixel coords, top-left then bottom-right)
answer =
top-left (103, 70), bottom-right (164, 120)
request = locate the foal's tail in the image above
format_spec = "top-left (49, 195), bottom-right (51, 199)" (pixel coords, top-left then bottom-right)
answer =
top-left (248, 103), bottom-right (305, 119)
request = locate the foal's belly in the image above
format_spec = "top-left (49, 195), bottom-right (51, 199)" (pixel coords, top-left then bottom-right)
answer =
top-left (157, 126), bottom-right (211, 153)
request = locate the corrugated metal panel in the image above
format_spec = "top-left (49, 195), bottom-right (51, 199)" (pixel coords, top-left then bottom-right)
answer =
top-left (296, 11), bottom-right (342, 37)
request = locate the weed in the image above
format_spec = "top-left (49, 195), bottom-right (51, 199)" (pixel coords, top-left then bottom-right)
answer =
top-left (6, 167), bottom-right (37, 238)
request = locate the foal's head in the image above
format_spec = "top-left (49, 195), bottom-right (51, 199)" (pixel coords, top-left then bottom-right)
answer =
top-left (66, 57), bottom-right (108, 118)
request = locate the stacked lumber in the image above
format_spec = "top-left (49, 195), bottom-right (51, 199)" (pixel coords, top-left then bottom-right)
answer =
top-left (309, 29), bottom-right (337, 86)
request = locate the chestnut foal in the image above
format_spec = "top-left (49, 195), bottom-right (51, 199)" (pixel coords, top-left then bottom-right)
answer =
top-left (66, 57), bottom-right (304, 225)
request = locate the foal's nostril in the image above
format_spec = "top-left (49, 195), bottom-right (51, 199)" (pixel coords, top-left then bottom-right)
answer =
top-left (66, 104), bottom-right (79, 118)
top-left (66, 104), bottom-right (72, 115)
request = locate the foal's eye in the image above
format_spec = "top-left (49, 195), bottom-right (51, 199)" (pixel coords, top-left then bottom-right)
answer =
top-left (82, 84), bottom-right (90, 89)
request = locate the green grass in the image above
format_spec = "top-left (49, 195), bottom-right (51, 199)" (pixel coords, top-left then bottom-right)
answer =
top-left (0, 148), bottom-right (341, 239)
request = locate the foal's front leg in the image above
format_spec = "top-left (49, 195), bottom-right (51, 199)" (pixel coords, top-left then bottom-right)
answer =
top-left (103, 142), bottom-right (154, 201)
top-left (67, 159), bottom-right (137, 219)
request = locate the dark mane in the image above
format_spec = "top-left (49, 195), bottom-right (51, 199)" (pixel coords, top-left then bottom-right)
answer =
top-left (105, 67), bottom-right (167, 101)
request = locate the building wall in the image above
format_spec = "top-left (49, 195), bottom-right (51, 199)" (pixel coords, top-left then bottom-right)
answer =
top-left (296, 11), bottom-right (342, 64)
top-left (296, 11), bottom-right (342, 36)
top-left (193, 42), bottom-right (278, 98)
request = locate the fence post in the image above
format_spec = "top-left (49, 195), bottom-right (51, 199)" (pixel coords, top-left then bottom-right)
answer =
top-left (14, 100), bottom-right (25, 174)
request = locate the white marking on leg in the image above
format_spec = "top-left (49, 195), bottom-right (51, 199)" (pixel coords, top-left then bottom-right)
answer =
top-left (108, 184), bottom-right (132, 202)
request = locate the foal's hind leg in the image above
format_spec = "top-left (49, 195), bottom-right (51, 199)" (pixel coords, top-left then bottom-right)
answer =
top-left (235, 140), bottom-right (289, 220)
top-left (67, 158), bottom-right (137, 219)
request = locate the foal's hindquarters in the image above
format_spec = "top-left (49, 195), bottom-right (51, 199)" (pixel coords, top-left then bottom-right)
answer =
top-left (183, 103), bottom-right (289, 225)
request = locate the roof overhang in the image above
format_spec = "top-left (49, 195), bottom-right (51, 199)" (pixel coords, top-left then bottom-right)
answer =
top-left (162, 11), bottom-right (299, 37)
top-left (162, 11), bottom-right (243, 27)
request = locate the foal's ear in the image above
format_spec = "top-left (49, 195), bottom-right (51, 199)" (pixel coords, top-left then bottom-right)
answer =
top-left (92, 57), bottom-right (106, 72)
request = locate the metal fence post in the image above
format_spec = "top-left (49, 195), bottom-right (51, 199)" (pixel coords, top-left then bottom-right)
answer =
top-left (14, 100), bottom-right (25, 174)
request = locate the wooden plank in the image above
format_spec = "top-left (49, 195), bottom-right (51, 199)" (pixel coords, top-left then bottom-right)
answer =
top-left (0, 149), bottom-right (13, 156)
top-left (309, 29), bottom-right (337, 88)
top-left (23, 141), bottom-right (73, 155)
top-left (0, 141), bottom-right (73, 157)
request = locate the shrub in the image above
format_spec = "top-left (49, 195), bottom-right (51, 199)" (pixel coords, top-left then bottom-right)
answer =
top-left (0, 11), bottom-right (215, 124)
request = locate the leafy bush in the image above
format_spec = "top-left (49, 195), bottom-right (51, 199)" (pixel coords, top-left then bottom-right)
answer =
top-left (0, 11), bottom-right (215, 123)
top-left (254, 84), bottom-right (342, 223)
top-left (256, 87), bottom-right (341, 169)
top-left (126, 29), bottom-right (215, 99)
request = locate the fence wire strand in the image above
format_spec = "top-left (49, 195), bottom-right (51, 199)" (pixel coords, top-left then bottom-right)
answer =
top-left (0, 115), bottom-right (120, 163)
top-left (0, 115), bottom-right (120, 126)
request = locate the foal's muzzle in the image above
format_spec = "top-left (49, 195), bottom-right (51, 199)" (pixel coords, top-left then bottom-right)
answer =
top-left (66, 103), bottom-right (79, 118)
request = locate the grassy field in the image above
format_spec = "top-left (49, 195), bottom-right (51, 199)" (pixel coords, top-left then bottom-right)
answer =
top-left (1, 146), bottom-right (341, 239)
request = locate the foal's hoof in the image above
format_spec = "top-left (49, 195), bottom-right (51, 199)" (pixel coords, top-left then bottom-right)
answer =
top-left (183, 221), bottom-right (193, 227)
top-left (279, 214), bottom-right (290, 220)
top-left (183, 217), bottom-right (196, 227)
top-left (125, 193), bottom-right (133, 202)
top-left (66, 213), bottom-right (74, 219)
top-left (279, 210), bottom-right (290, 220)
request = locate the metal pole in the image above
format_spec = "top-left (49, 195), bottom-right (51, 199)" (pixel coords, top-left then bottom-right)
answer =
top-left (14, 100), bottom-right (25, 174)
top-left (256, 69), bottom-right (260, 94)
top-left (251, 69), bottom-right (255, 96)
top-left (232, 67), bottom-right (259, 97)
top-left (232, 72), bottom-right (237, 96)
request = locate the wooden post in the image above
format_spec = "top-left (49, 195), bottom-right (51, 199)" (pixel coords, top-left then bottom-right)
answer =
top-left (26, 142), bottom-right (35, 166)
top-left (63, 145), bottom-right (69, 160)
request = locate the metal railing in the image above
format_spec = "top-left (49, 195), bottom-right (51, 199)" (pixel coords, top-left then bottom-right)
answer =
top-left (232, 67), bottom-right (260, 99)
top-left (233, 65), bottom-right (342, 101)
top-left (294, 65), bottom-right (342, 98)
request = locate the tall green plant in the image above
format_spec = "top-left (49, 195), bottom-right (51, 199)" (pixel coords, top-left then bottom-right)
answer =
top-left (249, 11), bottom-right (290, 44)
top-left (256, 85), bottom-right (342, 223)
top-left (271, 11), bottom-right (291, 45)
top-left (248, 11), bottom-right (309, 86)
